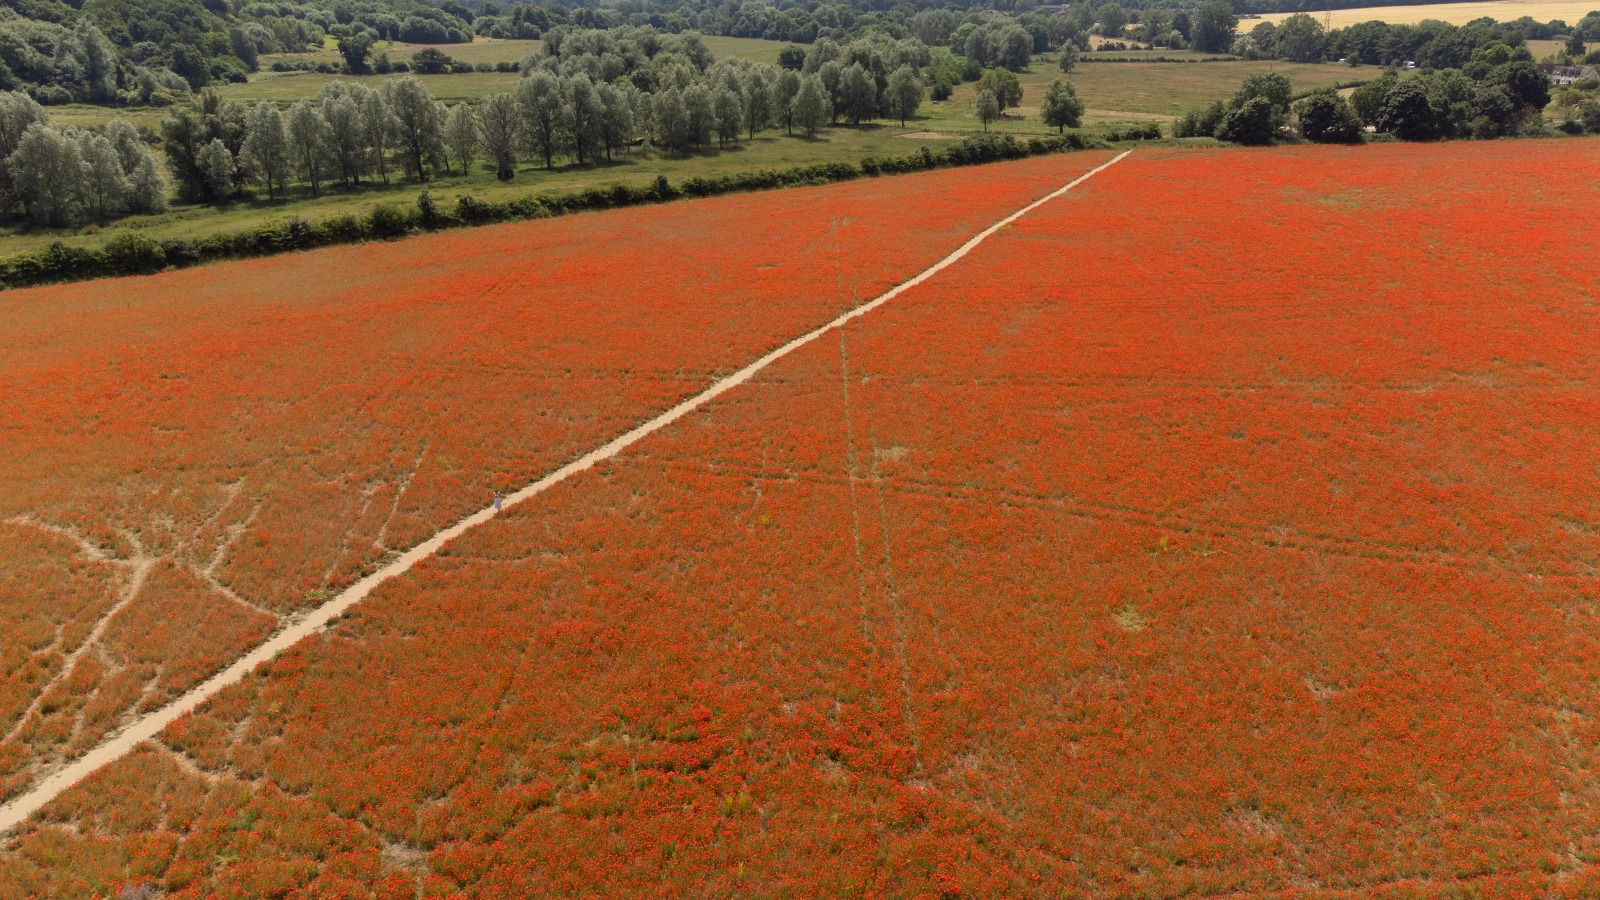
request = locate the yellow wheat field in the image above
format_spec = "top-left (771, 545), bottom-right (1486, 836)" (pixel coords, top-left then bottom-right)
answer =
top-left (1253, 0), bottom-right (1598, 28)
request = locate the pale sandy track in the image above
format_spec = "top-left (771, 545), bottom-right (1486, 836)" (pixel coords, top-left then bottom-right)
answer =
top-left (0, 149), bottom-right (1130, 835)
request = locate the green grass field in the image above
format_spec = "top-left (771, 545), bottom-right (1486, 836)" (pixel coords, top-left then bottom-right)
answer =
top-left (986, 56), bottom-right (1362, 122)
top-left (216, 70), bottom-right (519, 103)
top-left (1081, 48), bottom-right (1240, 61)
top-left (701, 36), bottom-right (790, 67)
top-left (256, 35), bottom-right (786, 75)
top-left (1, 46), bottom-right (1357, 260)
top-left (1526, 39), bottom-right (1583, 59)
top-left (260, 36), bottom-right (543, 70)
top-left (46, 105), bottom-right (169, 133)
top-left (227, 37), bottom-right (793, 104)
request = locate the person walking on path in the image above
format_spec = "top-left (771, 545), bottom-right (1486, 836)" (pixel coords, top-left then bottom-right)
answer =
top-left (493, 491), bottom-right (503, 512)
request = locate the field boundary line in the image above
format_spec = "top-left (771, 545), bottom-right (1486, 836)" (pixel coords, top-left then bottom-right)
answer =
top-left (0, 149), bottom-right (1131, 836)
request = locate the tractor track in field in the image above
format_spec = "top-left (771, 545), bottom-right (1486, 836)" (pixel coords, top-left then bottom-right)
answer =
top-left (622, 456), bottom-right (1600, 582)
top-left (0, 149), bottom-right (1131, 836)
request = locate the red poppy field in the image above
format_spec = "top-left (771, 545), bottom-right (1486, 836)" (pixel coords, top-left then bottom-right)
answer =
top-left (0, 151), bottom-right (1108, 807)
top-left (3, 138), bottom-right (1600, 898)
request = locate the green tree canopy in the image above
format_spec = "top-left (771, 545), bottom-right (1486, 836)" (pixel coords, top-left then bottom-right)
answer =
top-left (885, 64), bottom-right (923, 126)
top-left (1374, 80), bottom-right (1440, 140)
top-left (1192, 1), bottom-right (1238, 53)
top-left (975, 88), bottom-right (1000, 130)
top-left (1039, 79), bottom-right (1084, 132)
top-left (976, 67), bottom-right (1022, 110)
top-left (1294, 88), bottom-right (1363, 143)
top-left (1217, 95), bottom-right (1276, 144)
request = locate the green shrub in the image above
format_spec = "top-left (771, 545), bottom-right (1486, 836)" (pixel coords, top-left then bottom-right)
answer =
top-left (1295, 89), bottom-right (1365, 143)
top-left (575, 186), bottom-right (616, 209)
top-left (195, 232), bottom-right (236, 260)
top-left (1217, 96), bottom-right (1277, 145)
top-left (240, 224), bottom-right (287, 255)
top-left (609, 184), bottom-right (639, 207)
top-left (103, 231), bottom-right (166, 275)
top-left (323, 214), bottom-right (366, 242)
top-left (506, 197), bottom-right (545, 218)
top-left (456, 195), bottom-right (498, 224)
top-left (160, 239), bottom-right (200, 269)
top-left (285, 216), bottom-right (318, 248)
top-left (1174, 101), bottom-right (1227, 138)
top-left (368, 204), bottom-right (413, 238)
top-left (416, 192), bottom-right (444, 230)
top-left (38, 241), bottom-right (103, 280)
top-left (946, 133), bottom-right (1026, 165)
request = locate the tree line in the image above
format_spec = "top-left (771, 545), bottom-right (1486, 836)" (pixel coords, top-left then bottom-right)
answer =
top-left (0, 18), bottom-right (192, 106)
top-left (0, 91), bottom-right (167, 225)
top-left (152, 33), bottom-right (944, 208)
top-left (2, 20), bottom-right (1109, 225)
top-left (1347, 54), bottom-right (1559, 140)
top-left (1175, 50), bottom-right (1562, 147)
top-left (1231, 14), bottom-right (1597, 68)
top-left (0, 0), bottom-right (453, 104)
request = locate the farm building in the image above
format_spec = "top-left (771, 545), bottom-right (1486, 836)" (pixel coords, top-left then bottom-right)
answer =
top-left (1540, 64), bottom-right (1600, 84)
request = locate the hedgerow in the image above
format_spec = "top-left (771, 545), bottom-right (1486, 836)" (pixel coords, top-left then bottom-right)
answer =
top-left (0, 133), bottom-right (1103, 290)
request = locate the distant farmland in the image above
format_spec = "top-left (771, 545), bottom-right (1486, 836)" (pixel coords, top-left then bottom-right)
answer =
top-left (1254, 0), bottom-right (1600, 27)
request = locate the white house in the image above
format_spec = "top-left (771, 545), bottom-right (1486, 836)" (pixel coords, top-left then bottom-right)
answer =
top-left (1540, 64), bottom-right (1600, 85)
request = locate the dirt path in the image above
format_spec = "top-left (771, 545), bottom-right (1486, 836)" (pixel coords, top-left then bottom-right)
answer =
top-left (0, 523), bottom-right (154, 747)
top-left (0, 150), bottom-right (1130, 836)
